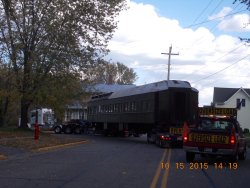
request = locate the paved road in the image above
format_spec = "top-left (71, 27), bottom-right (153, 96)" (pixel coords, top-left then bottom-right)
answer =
top-left (0, 134), bottom-right (249, 188)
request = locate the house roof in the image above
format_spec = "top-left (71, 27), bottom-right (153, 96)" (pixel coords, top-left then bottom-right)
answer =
top-left (213, 87), bottom-right (250, 103)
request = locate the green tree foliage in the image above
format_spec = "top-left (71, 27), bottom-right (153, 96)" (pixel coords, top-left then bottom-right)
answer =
top-left (0, 0), bottom-right (126, 127)
top-left (88, 59), bottom-right (138, 84)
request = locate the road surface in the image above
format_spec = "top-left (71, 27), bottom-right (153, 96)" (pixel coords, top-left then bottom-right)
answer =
top-left (0, 134), bottom-right (249, 188)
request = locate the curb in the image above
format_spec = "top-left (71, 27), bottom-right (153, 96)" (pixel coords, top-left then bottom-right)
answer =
top-left (32, 140), bottom-right (88, 152)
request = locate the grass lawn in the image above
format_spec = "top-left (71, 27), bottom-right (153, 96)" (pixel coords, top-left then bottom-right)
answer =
top-left (0, 127), bottom-right (86, 151)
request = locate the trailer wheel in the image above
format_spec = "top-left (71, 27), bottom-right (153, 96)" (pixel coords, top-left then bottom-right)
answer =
top-left (159, 140), bottom-right (163, 148)
top-left (238, 147), bottom-right (247, 160)
top-left (74, 126), bottom-right (81, 134)
top-left (65, 126), bottom-right (72, 134)
top-left (54, 126), bottom-right (62, 134)
top-left (186, 152), bottom-right (195, 162)
top-left (147, 137), bottom-right (152, 144)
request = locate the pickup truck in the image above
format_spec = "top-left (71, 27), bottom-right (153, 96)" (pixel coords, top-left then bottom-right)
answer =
top-left (183, 113), bottom-right (247, 162)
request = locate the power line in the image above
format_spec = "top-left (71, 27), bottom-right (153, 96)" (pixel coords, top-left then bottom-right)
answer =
top-left (208, 0), bottom-right (224, 16)
top-left (185, 9), bottom-right (247, 28)
top-left (191, 54), bottom-right (250, 84)
top-left (179, 2), bottom-right (245, 56)
top-left (179, 42), bottom-right (245, 80)
top-left (192, 0), bottom-right (215, 24)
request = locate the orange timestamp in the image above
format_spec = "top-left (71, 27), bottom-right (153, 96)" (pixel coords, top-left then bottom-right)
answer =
top-left (161, 162), bottom-right (238, 170)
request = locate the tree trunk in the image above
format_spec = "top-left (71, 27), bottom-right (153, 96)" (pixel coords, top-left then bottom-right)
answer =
top-left (0, 97), bottom-right (9, 127)
top-left (20, 97), bottom-right (30, 128)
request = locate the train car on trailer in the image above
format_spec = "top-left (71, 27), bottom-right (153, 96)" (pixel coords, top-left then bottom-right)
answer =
top-left (87, 80), bottom-right (198, 145)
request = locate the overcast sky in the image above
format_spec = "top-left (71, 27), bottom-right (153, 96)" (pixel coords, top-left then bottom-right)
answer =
top-left (106, 0), bottom-right (250, 106)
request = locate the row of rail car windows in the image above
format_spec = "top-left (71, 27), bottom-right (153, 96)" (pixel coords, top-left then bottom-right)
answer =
top-left (88, 100), bottom-right (154, 115)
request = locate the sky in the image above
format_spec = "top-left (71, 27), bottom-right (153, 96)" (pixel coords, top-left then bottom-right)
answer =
top-left (106, 0), bottom-right (250, 106)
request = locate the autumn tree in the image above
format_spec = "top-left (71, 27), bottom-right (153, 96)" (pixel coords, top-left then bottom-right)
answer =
top-left (234, 0), bottom-right (250, 43)
top-left (234, 0), bottom-right (250, 8)
top-left (88, 60), bottom-right (138, 84)
top-left (0, 63), bottom-right (17, 126)
top-left (0, 0), bottom-right (126, 128)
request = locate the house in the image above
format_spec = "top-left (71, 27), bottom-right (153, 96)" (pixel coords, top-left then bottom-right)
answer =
top-left (63, 83), bottom-right (135, 122)
top-left (213, 87), bottom-right (250, 130)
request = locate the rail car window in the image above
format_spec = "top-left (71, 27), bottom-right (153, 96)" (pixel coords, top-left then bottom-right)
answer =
top-left (114, 104), bottom-right (118, 112)
top-left (93, 107), bottom-right (97, 114)
top-left (119, 103), bottom-right (123, 112)
top-left (101, 105), bottom-right (105, 113)
top-left (148, 101), bottom-right (153, 112)
top-left (131, 102), bottom-right (136, 112)
top-left (142, 100), bottom-right (149, 112)
top-left (125, 103), bottom-right (129, 112)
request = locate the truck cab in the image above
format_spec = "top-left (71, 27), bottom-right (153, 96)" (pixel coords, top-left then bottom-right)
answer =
top-left (183, 107), bottom-right (247, 162)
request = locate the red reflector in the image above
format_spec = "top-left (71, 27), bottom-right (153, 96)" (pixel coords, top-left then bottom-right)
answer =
top-left (230, 135), bottom-right (235, 144)
top-left (183, 136), bottom-right (188, 142)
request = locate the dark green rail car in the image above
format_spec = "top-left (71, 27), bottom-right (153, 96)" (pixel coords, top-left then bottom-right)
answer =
top-left (87, 80), bottom-right (198, 136)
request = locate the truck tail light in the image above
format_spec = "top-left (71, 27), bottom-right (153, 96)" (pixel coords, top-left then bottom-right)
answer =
top-left (182, 121), bottom-right (189, 143)
top-left (230, 135), bottom-right (236, 145)
top-left (160, 135), bottom-right (171, 141)
top-left (183, 134), bottom-right (188, 142)
top-left (165, 137), bottom-right (171, 141)
top-left (230, 126), bottom-right (236, 145)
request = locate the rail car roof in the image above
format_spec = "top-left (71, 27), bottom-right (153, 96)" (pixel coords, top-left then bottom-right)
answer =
top-left (107, 80), bottom-right (198, 99)
top-left (87, 83), bottom-right (135, 93)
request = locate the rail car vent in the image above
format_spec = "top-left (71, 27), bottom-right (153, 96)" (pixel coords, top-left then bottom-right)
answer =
top-left (91, 92), bottom-right (113, 99)
top-left (173, 80), bottom-right (179, 84)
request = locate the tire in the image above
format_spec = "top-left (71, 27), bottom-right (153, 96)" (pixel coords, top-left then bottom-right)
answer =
top-left (186, 152), bottom-right (195, 162)
top-left (147, 136), bottom-right (152, 144)
top-left (54, 126), bottom-right (62, 134)
top-left (147, 139), bottom-right (153, 144)
top-left (159, 140), bottom-right (163, 148)
top-left (238, 147), bottom-right (247, 160)
top-left (74, 126), bottom-right (81, 134)
top-left (133, 133), bottom-right (139, 137)
top-left (65, 126), bottom-right (72, 134)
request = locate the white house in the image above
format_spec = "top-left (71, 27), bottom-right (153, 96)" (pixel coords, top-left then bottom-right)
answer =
top-left (213, 87), bottom-right (250, 130)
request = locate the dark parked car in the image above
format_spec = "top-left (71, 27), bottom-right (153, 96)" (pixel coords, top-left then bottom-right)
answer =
top-left (53, 119), bottom-right (90, 134)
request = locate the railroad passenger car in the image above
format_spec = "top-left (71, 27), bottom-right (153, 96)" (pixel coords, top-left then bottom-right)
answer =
top-left (87, 80), bottom-right (198, 137)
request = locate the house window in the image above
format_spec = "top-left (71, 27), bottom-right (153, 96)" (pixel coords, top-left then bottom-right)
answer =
top-left (236, 98), bottom-right (241, 108)
top-left (242, 99), bottom-right (246, 107)
top-left (236, 98), bottom-right (246, 108)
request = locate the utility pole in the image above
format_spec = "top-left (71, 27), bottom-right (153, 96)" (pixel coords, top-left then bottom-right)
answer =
top-left (161, 45), bottom-right (179, 81)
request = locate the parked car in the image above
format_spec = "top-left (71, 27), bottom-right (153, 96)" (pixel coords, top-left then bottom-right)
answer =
top-left (53, 119), bottom-right (90, 134)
